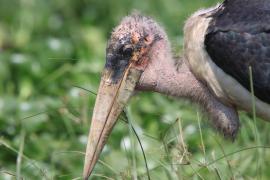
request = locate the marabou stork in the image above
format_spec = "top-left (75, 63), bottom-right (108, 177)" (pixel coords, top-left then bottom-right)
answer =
top-left (83, 0), bottom-right (270, 178)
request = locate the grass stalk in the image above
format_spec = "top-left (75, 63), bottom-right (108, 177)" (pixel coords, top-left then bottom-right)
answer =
top-left (197, 112), bottom-right (206, 161)
top-left (16, 130), bottom-right (25, 180)
top-left (126, 107), bottom-right (138, 180)
top-left (249, 66), bottom-right (261, 179)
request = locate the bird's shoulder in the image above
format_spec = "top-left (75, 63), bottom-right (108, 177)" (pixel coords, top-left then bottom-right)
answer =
top-left (205, 0), bottom-right (270, 104)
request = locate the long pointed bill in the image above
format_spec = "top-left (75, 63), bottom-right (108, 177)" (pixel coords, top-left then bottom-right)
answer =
top-left (83, 63), bottom-right (142, 179)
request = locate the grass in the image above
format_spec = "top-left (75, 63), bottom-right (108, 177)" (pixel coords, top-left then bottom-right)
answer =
top-left (4, 90), bottom-right (268, 180)
top-left (1, 0), bottom-right (270, 179)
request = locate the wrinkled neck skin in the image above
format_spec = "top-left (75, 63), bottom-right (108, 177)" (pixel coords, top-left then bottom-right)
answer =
top-left (136, 39), bottom-right (239, 139)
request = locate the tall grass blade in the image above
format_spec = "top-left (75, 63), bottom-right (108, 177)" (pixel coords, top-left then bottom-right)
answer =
top-left (249, 66), bottom-right (261, 179)
top-left (126, 107), bottom-right (138, 180)
top-left (213, 136), bottom-right (234, 179)
top-left (16, 130), bottom-right (25, 180)
top-left (122, 110), bottom-right (151, 180)
top-left (197, 112), bottom-right (206, 162)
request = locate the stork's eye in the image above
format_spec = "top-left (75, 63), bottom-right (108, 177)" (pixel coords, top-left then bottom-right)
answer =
top-left (123, 47), bottom-right (133, 57)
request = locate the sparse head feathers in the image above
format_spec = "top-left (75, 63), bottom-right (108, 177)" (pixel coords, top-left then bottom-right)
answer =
top-left (110, 11), bottom-right (168, 44)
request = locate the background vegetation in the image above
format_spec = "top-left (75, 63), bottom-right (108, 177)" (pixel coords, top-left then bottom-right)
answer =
top-left (1, 0), bottom-right (270, 179)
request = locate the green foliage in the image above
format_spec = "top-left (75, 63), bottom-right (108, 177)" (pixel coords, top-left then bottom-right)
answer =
top-left (1, 0), bottom-right (270, 179)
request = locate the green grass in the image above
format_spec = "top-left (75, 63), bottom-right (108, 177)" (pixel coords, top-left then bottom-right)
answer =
top-left (1, 0), bottom-right (270, 179)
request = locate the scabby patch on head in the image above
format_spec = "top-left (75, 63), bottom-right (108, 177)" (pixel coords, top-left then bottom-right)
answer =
top-left (104, 11), bottom-right (166, 84)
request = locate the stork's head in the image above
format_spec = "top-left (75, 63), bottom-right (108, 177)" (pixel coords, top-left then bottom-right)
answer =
top-left (83, 13), bottom-right (167, 179)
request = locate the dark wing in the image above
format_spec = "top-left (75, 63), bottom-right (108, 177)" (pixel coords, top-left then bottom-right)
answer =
top-left (205, 0), bottom-right (270, 104)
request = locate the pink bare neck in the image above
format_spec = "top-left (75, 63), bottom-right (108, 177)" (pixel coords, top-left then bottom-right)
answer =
top-left (136, 40), bottom-right (239, 138)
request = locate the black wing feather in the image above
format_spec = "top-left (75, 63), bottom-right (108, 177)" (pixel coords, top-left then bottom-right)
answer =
top-left (205, 0), bottom-right (270, 104)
